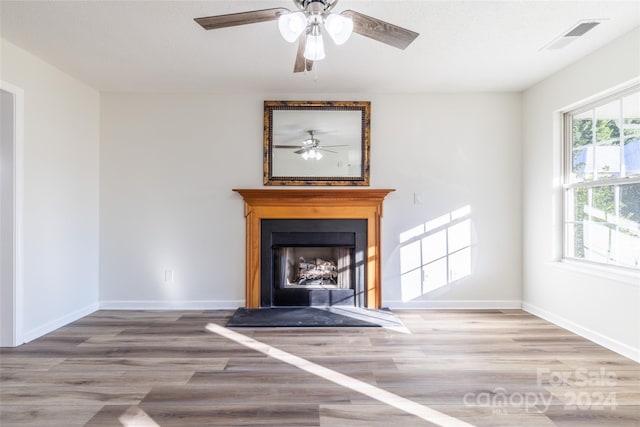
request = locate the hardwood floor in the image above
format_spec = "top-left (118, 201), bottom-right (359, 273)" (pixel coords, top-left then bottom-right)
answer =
top-left (1, 309), bottom-right (638, 426)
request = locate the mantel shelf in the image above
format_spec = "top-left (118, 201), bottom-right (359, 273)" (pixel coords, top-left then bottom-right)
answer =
top-left (233, 188), bottom-right (394, 206)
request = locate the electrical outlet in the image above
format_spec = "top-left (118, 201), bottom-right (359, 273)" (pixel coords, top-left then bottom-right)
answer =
top-left (164, 270), bottom-right (174, 283)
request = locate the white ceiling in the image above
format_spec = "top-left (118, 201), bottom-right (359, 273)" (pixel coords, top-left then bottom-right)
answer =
top-left (1, 1), bottom-right (639, 93)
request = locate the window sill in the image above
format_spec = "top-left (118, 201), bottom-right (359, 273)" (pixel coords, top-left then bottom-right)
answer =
top-left (548, 259), bottom-right (639, 287)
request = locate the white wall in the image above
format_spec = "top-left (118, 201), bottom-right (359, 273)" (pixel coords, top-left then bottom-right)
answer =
top-left (100, 92), bottom-right (522, 309)
top-left (99, 93), bottom-right (258, 307)
top-left (375, 94), bottom-right (522, 307)
top-left (522, 28), bottom-right (640, 362)
top-left (0, 39), bottom-right (100, 341)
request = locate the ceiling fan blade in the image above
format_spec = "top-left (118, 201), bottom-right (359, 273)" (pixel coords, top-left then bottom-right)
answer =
top-left (195, 8), bottom-right (289, 30)
top-left (294, 149), bottom-right (307, 154)
top-left (319, 148), bottom-right (338, 154)
top-left (321, 144), bottom-right (349, 148)
top-left (274, 145), bottom-right (302, 149)
top-left (341, 10), bottom-right (419, 50)
top-left (294, 36), bottom-right (313, 73)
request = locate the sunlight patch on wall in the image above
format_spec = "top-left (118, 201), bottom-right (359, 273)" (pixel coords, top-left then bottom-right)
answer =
top-left (400, 206), bottom-right (472, 302)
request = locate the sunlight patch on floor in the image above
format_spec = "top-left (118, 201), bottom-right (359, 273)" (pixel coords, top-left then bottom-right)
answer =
top-left (324, 306), bottom-right (411, 334)
top-left (206, 323), bottom-right (475, 427)
top-left (118, 406), bottom-right (160, 427)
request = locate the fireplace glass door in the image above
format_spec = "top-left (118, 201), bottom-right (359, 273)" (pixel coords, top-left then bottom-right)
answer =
top-left (272, 245), bottom-right (356, 306)
top-left (261, 219), bottom-right (367, 307)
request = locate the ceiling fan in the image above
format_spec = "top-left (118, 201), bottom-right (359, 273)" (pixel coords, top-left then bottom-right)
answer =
top-left (274, 130), bottom-right (346, 160)
top-left (194, 0), bottom-right (419, 73)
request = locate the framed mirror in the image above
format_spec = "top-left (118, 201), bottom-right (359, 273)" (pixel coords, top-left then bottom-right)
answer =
top-left (264, 100), bottom-right (370, 186)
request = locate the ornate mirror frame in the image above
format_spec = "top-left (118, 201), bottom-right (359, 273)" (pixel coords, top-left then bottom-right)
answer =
top-left (263, 100), bottom-right (371, 186)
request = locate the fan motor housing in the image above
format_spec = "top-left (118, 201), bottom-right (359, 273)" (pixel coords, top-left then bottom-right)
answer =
top-left (295, 0), bottom-right (337, 14)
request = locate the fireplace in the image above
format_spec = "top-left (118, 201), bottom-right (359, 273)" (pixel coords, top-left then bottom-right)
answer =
top-left (261, 219), bottom-right (367, 307)
top-left (233, 189), bottom-right (394, 309)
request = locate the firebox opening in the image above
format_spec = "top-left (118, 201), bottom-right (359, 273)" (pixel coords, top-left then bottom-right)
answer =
top-left (261, 219), bottom-right (367, 308)
top-left (274, 246), bottom-right (354, 289)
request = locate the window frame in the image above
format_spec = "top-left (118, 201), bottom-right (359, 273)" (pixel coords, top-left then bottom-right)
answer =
top-left (562, 84), bottom-right (640, 272)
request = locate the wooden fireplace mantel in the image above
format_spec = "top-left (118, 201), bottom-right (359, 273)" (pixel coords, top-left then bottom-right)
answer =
top-left (233, 189), bottom-right (395, 308)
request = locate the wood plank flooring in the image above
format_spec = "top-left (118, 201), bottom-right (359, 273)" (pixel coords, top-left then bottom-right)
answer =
top-left (1, 309), bottom-right (638, 426)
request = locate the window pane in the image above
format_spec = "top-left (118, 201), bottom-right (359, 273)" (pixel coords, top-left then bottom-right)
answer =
top-left (620, 183), bottom-right (640, 228)
top-left (595, 100), bottom-right (621, 178)
top-left (570, 187), bottom-right (588, 222)
top-left (584, 220), bottom-right (614, 263)
top-left (623, 92), bottom-right (640, 178)
top-left (567, 183), bottom-right (639, 268)
top-left (572, 111), bottom-right (593, 181)
top-left (564, 87), bottom-right (640, 270)
top-left (618, 183), bottom-right (640, 268)
top-left (566, 187), bottom-right (587, 259)
top-left (591, 185), bottom-right (615, 222)
top-left (566, 221), bottom-right (585, 259)
top-left (567, 185), bottom-right (619, 265)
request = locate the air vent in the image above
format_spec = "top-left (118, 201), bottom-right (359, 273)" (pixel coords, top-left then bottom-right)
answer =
top-left (564, 21), bottom-right (600, 37)
top-left (542, 20), bottom-right (603, 50)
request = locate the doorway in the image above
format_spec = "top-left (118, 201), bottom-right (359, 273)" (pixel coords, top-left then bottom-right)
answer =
top-left (1, 82), bottom-right (23, 347)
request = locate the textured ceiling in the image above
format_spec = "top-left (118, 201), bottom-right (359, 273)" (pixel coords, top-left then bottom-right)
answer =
top-left (1, 1), bottom-right (639, 93)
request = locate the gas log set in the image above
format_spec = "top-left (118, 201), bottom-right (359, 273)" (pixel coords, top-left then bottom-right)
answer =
top-left (295, 257), bottom-right (338, 285)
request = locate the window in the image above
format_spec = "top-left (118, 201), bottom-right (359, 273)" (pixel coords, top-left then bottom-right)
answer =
top-left (564, 85), bottom-right (640, 270)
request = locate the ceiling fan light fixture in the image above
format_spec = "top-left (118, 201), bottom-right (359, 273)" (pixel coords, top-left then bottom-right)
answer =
top-left (324, 13), bottom-right (353, 45)
top-left (304, 26), bottom-right (326, 61)
top-left (315, 151), bottom-right (323, 160)
top-left (278, 11), bottom-right (306, 42)
top-left (194, 1), bottom-right (420, 74)
top-left (301, 151), bottom-right (310, 160)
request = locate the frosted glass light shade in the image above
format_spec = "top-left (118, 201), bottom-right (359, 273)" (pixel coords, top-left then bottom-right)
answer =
top-left (278, 12), bottom-right (306, 42)
top-left (304, 33), bottom-right (326, 60)
top-left (324, 14), bottom-right (353, 45)
top-left (315, 151), bottom-right (323, 160)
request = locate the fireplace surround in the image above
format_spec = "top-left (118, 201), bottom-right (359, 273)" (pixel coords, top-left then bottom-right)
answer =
top-left (233, 189), bottom-right (394, 308)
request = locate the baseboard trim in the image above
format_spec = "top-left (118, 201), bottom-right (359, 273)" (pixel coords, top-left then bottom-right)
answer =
top-left (523, 302), bottom-right (640, 363)
top-left (385, 299), bottom-right (522, 310)
top-left (99, 300), bottom-right (244, 310)
top-left (23, 302), bottom-right (99, 343)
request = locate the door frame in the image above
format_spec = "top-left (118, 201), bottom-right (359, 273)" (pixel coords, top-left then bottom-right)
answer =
top-left (1, 81), bottom-right (24, 347)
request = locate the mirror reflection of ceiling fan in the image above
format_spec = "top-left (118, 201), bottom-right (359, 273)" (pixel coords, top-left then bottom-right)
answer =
top-left (274, 130), bottom-right (347, 160)
top-left (194, 0), bottom-right (419, 72)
